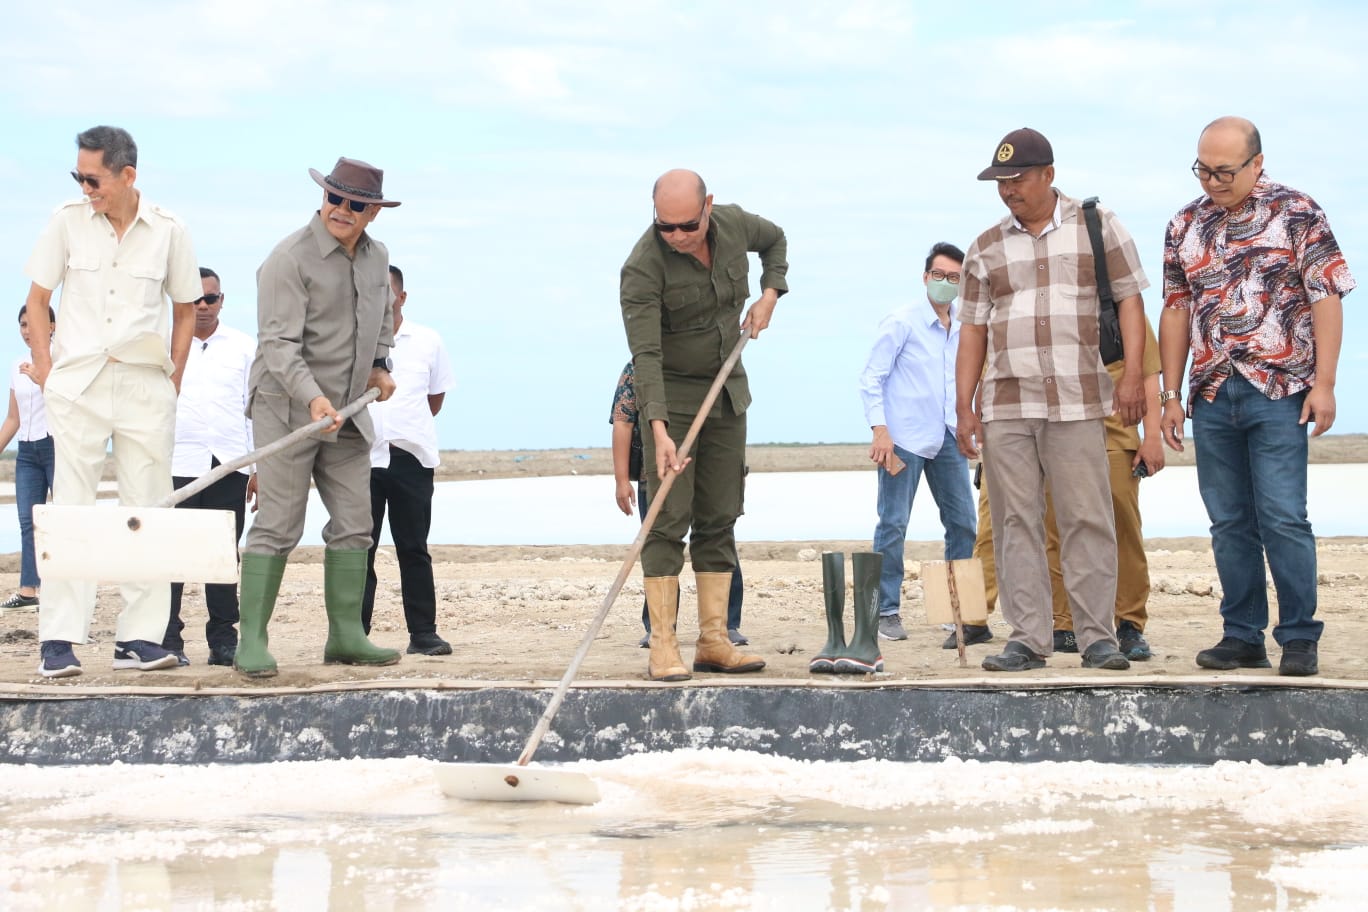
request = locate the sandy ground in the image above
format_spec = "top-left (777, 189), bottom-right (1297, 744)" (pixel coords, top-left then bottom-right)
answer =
top-left (1, 442), bottom-right (1366, 689)
top-left (2, 532), bottom-right (1366, 689)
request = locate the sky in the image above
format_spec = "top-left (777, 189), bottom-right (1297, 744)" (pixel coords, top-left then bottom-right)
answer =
top-left (2, 0), bottom-right (1365, 450)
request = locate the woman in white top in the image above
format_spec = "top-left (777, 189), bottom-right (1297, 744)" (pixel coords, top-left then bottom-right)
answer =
top-left (0, 304), bottom-right (56, 610)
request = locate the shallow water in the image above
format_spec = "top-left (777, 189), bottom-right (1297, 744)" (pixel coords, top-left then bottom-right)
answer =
top-left (3, 750), bottom-right (1365, 910)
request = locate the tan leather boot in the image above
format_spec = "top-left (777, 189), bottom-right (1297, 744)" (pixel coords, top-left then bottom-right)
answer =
top-left (644, 576), bottom-right (690, 682)
top-left (693, 571), bottom-right (765, 673)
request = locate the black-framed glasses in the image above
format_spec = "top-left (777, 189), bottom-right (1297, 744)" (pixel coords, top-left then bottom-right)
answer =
top-left (326, 191), bottom-right (370, 213)
top-left (929, 269), bottom-right (961, 284)
top-left (1191, 153), bottom-right (1257, 184)
top-left (654, 202), bottom-right (707, 234)
top-left (70, 170), bottom-right (102, 190)
top-left (194, 294), bottom-right (222, 306)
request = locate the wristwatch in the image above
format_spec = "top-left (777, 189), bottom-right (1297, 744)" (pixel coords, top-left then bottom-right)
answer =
top-left (1158, 390), bottom-right (1180, 406)
top-left (372, 357), bottom-right (392, 372)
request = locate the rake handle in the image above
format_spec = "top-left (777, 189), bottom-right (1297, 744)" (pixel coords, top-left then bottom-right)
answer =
top-left (159, 388), bottom-right (382, 508)
top-left (516, 332), bottom-right (751, 766)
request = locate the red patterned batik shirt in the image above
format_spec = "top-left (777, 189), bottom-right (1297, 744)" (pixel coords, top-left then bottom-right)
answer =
top-left (1163, 173), bottom-right (1355, 414)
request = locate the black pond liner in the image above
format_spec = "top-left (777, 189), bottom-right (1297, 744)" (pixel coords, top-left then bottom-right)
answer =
top-left (3, 682), bottom-right (1366, 766)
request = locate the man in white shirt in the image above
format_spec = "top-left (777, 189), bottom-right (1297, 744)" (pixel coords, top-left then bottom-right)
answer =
top-left (163, 267), bottom-right (257, 667)
top-left (859, 242), bottom-right (978, 642)
top-left (23, 125), bottom-right (200, 679)
top-left (362, 266), bottom-right (456, 655)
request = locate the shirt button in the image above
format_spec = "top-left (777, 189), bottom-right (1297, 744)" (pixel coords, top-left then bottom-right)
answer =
top-left (1038, 264), bottom-right (1045, 270)
top-left (1039, 319), bottom-right (1046, 325)
top-left (113, 261), bottom-right (118, 267)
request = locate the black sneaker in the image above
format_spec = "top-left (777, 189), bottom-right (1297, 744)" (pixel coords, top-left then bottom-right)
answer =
top-left (728, 628), bottom-right (750, 646)
top-left (1116, 620), bottom-right (1152, 661)
top-left (638, 632), bottom-right (650, 648)
top-left (2, 592), bottom-right (39, 610)
top-left (1195, 637), bottom-right (1271, 670)
top-left (112, 640), bottom-right (180, 671)
top-left (407, 632), bottom-right (453, 656)
top-left (172, 650), bottom-right (190, 667)
top-left (38, 640), bottom-right (82, 679)
top-left (982, 641), bottom-right (1046, 672)
top-left (1278, 640), bottom-right (1319, 677)
top-left (207, 645), bottom-right (237, 667)
top-left (941, 624), bottom-right (993, 649)
top-left (1053, 629), bottom-right (1078, 653)
top-left (1081, 641), bottom-right (1130, 670)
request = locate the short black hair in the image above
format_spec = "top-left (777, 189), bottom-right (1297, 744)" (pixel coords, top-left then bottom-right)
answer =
top-left (19, 304), bottom-right (57, 322)
top-left (925, 242), bottom-right (965, 272)
top-left (199, 266), bottom-right (219, 281)
top-left (76, 125), bottom-right (138, 173)
top-left (389, 264), bottom-right (404, 292)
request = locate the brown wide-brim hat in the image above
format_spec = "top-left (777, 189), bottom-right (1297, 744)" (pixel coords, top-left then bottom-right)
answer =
top-left (976, 127), bottom-right (1054, 181)
top-left (309, 157), bottom-right (401, 207)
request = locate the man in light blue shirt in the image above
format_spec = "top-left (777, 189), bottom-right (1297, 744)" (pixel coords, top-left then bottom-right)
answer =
top-left (859, 242), bottom-right (978, 641)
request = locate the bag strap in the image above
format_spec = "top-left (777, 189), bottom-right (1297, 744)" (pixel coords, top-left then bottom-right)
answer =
top-left (1081, 196), bottom-right (1116, 312)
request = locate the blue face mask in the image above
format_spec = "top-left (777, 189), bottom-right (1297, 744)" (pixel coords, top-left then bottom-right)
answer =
top-left (926, 278), bottom-right (959, 305)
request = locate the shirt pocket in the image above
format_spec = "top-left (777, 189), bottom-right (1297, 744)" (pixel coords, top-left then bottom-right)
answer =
top-left (128, 262), bottom-right (168, 304)
top-left (662, 284), bottom-right (705, 332)
top-left (726, 258), bottom-right (750, 308)
top-left (64, 255), bottom-right (102, 299)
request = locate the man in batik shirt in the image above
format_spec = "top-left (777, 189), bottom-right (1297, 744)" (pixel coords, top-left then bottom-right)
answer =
top-left (1159, 116), bottom-right (1354, 677)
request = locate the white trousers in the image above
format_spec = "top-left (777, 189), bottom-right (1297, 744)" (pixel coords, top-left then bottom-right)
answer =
top-left (40, 362), bottom-right (175, 644)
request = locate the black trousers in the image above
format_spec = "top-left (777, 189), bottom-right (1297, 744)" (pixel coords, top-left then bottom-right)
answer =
top-left (363, 446), bottom-right (438, 636)
top-left (164, 461), bottom-right (249, 651)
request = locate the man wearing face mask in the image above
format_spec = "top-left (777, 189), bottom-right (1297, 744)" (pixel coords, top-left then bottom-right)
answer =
top-left (859, 242), bottom-right (977, 641)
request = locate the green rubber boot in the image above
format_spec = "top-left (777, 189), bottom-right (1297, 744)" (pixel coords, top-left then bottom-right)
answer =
top-left (234, 553), bottom-right (287, 678)
top-left (323, 549), bottom-right (402, 666)
top-left (810, 551), bottom-right (846, 673)
top-left (834, 552), bottom-right (884, 673)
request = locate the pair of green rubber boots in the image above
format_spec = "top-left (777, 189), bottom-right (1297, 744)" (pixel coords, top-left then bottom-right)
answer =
top-left (810, 551), bottom-right (884, 674)
top-left (234, 550), bottom-right (402, 678)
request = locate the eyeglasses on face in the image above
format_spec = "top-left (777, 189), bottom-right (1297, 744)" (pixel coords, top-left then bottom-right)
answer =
top-left (654, 202), bottom-right (707, 234)
top-left (1191, 153), bottom-right (1257, 184)
top-left (70, 170), bottom-right (103, 190)
top-left (194, 294), bottom-right (222, 306)
top-left (326, 191), bottom-right (371, 213)
top-left (928, 269), bottom-right (961, 284)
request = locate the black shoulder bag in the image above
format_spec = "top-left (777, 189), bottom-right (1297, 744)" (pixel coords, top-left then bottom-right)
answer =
top-left (1081, 197), bottom-right (1124, 365)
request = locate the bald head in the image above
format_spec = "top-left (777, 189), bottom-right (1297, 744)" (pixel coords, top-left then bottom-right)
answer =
top-left (652, 169), bottom-right (708, 207)
top-left (1200, 116), bottom-right (1262, 160)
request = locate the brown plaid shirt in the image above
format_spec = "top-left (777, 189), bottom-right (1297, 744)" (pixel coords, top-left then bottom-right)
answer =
top-left (960, 191), bottom-right (1149, 422)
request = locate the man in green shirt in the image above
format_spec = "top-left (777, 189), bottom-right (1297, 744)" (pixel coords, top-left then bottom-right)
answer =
top-left (620, 169), bottom-right (788, 682)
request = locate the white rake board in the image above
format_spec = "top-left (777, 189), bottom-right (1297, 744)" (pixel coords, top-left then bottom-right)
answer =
top-left (34, 504), bottom-right (240, 583)
top-left (435, 762), bottom-right (601, 805)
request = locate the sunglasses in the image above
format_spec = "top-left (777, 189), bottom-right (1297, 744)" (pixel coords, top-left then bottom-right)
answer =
top-left (70, 170), bottom-right (103, 190)
top-left (654, 202), bottom-right (707, 234)
top-left (194, 294), bottom-right (222, 306)
top-left (326, 191), bottom-right (371, 213)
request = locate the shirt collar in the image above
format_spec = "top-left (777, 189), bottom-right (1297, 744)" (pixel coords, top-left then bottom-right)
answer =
top-left (1008, 191), bottom-right (1065, 237)
top-left (920, 300), bottom-right (956, 328)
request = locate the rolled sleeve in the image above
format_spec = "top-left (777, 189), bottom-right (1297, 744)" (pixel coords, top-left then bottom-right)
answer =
top-left (746, 212), bottom-right (789, 295)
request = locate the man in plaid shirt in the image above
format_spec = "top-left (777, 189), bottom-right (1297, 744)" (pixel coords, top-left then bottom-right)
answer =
top-left (1160, 116), bottom-right (1353, 678)
top-left (955, 128), bottom-right (1148, 672)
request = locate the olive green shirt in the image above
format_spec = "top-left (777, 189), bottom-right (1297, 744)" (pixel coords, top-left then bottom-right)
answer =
top-left (620, 203), bottom-right (788, 423)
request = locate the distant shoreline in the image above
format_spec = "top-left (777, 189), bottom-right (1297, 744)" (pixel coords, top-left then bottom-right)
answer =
top-left (3, 434), bottom-right (1365, 485)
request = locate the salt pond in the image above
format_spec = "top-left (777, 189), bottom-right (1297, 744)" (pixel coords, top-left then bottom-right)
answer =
top-left (3, 750), bottom-right (1365, 910)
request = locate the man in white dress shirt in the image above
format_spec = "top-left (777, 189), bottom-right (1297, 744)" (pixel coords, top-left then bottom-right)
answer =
top-left (163, 267), bottom-right (257, 666)
top-left (23, 125), bottom-right (200, 678)
top-left (362, 265), bottom-right (456, 655)
top-left (859, 242), bottom-right (978, 642)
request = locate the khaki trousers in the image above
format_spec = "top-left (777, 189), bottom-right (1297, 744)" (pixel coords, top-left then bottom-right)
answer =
top-left (244, 401), bottom-right (373, 557)
top-left (41, 363), bottom-right (175, 644)
top-left (982, 418), bottom-right (1117, 656)
top-left (977, 449), bottom-right (1148, 632)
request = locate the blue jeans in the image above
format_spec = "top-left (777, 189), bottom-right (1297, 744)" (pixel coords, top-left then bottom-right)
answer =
top-left (873, 429), bottom-right (977, 616)
top-left (15, 435), bottom-right (56, 589)
top-left (1192, 381), bottom-right (1321, 645)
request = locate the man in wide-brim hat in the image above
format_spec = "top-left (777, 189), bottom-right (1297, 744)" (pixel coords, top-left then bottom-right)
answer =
top-left (234, 157), bottom-right (403, 678)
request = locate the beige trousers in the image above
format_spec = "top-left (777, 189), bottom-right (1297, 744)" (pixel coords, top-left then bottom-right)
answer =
top-left (982, 418), bottom-right (1118, 656)
top-left (41, 362), bottom-right (175, 644)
